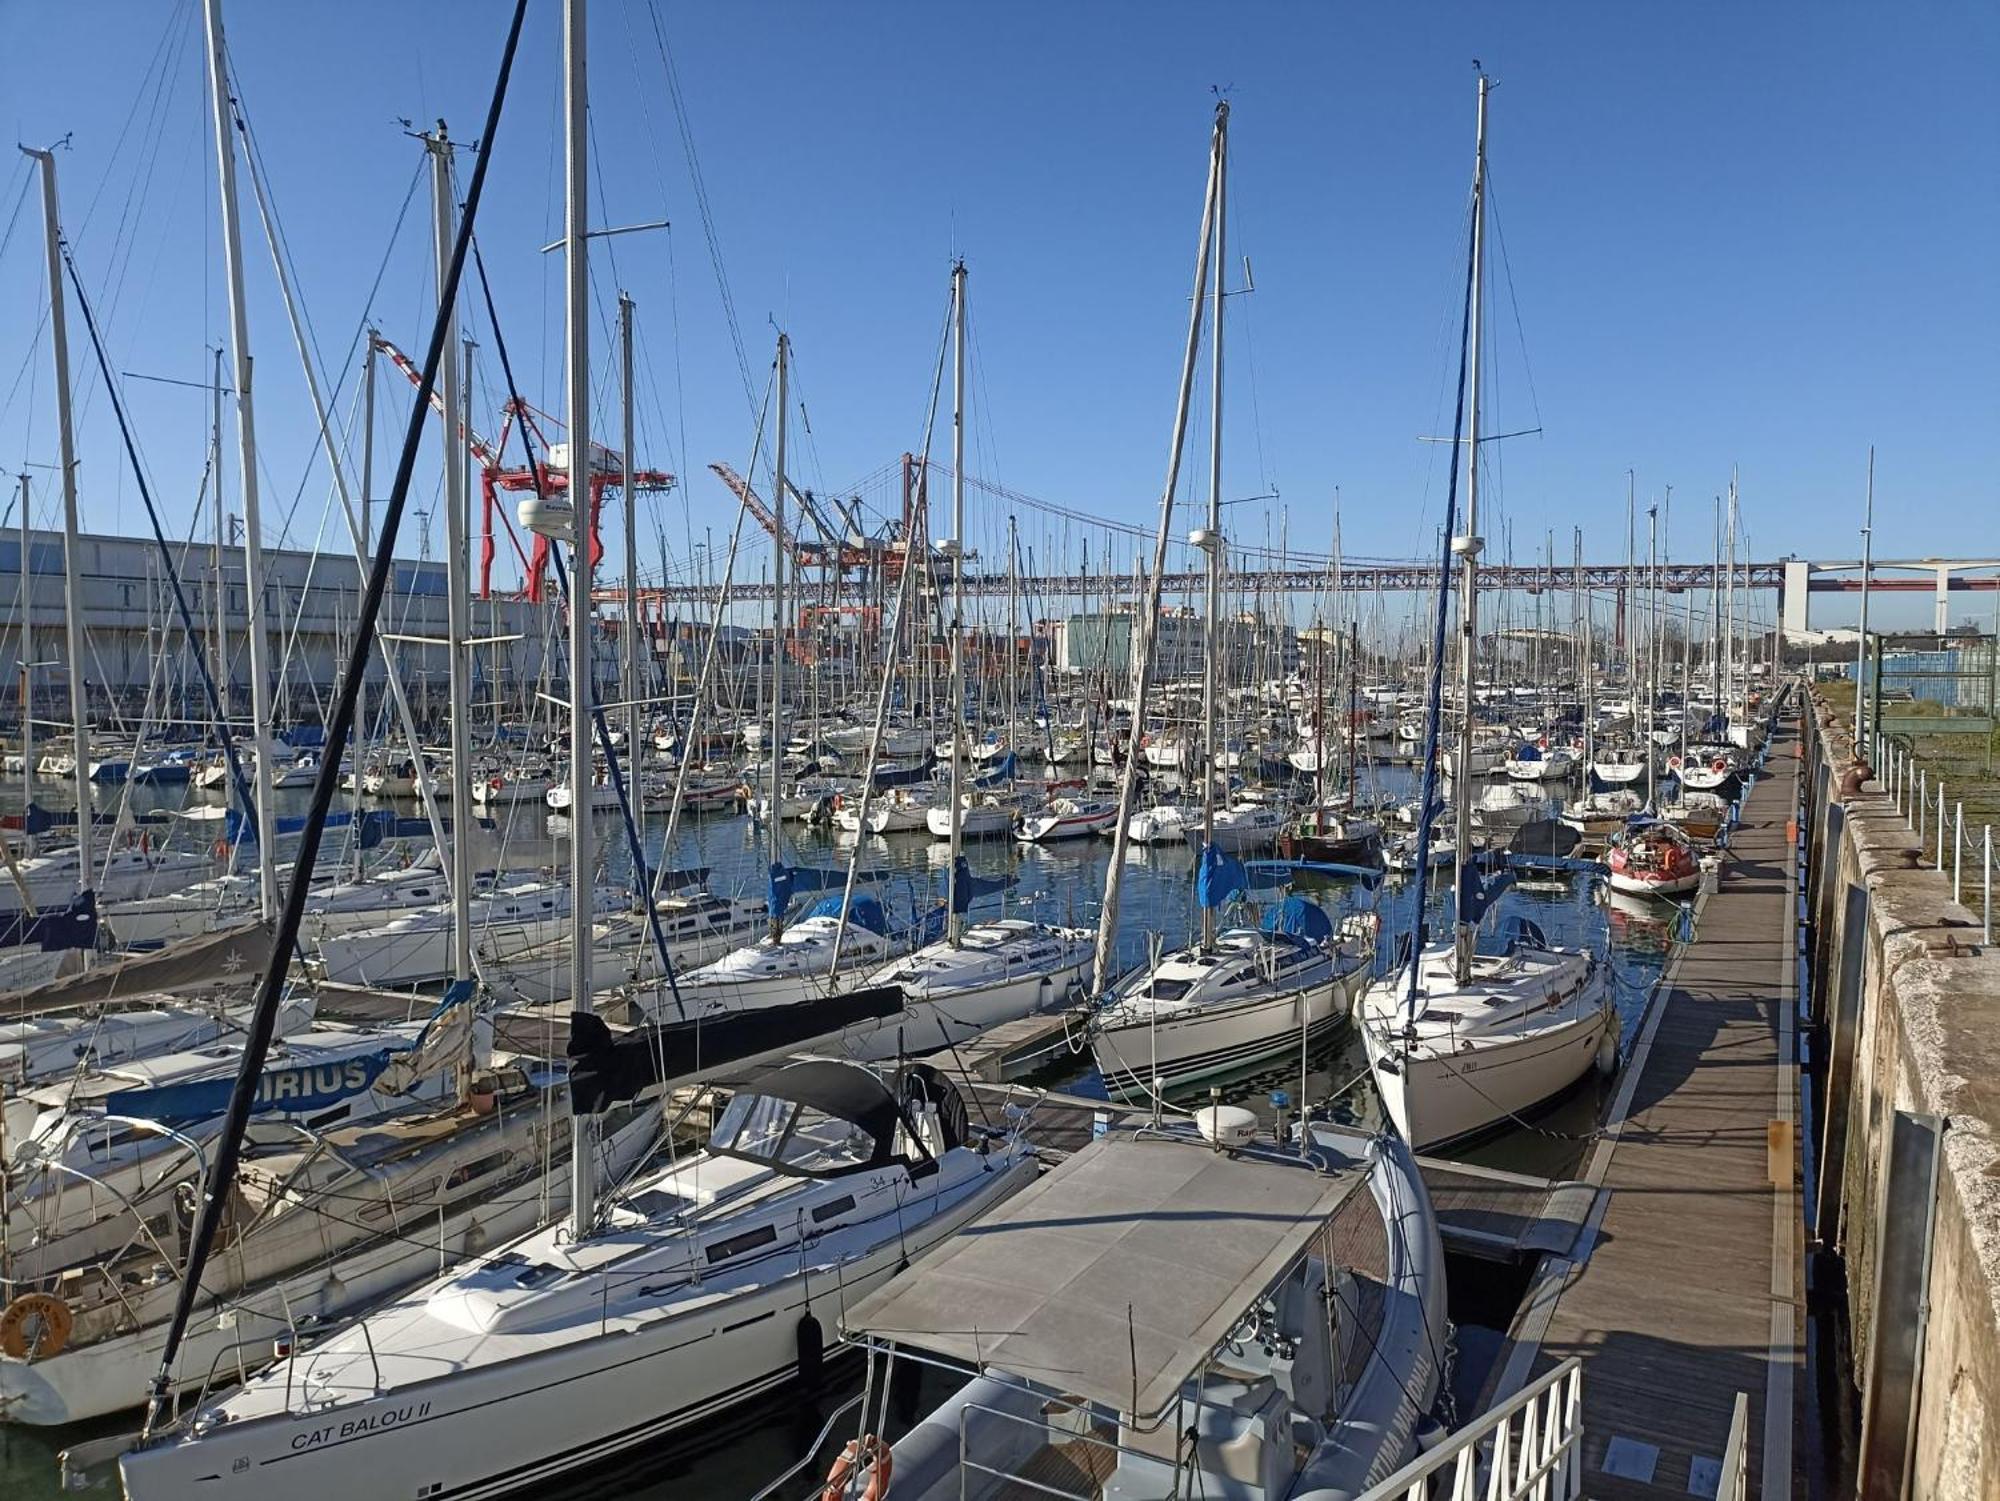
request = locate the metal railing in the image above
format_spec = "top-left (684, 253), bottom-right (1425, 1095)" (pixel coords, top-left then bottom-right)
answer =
top-left (1353, 1357), bottom-right (1583, 1501)
top-left (1720, 1391), bottom-right (1751, 1501)
top-left (1871, 732), bottom-right (1994, 943)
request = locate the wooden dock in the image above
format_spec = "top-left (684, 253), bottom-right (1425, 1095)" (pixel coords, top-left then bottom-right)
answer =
top-left (1485, 712), bottom-right (1805, 1499)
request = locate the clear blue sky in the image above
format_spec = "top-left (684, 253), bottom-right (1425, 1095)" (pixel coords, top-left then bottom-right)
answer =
top-left (2, 1), bottom-right (1995, 633)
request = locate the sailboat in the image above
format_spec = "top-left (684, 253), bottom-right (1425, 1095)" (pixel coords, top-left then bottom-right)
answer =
top-left (1088, 103), bottom-right (1375, 1097)
top-left (1357, 74), bottom-right (1616, 1153)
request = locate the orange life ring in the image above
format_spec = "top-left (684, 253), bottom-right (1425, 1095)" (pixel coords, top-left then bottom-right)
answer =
top-left (1710, 757), bottom-right (1728, 774)
top-left (0, 1292), bottom-right (72, 1360)
top-left (822, 1435), bottom-right (892, 1501)
top-left (490, 776), bottom-right (504, 791)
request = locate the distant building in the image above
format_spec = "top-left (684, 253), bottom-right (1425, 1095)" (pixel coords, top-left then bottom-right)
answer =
top-left (1055, 608), bottom-right (1296, 688)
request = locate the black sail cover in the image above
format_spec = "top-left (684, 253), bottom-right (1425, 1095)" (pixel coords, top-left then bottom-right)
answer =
top-left (567, 985), bottom-right (907, 1115)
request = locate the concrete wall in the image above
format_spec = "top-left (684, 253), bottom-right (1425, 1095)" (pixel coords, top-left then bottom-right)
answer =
top-left (1808, 694), bottom-right (2000, 1498)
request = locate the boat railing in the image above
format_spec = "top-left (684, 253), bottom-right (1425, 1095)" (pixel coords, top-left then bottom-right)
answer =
top-left (743, 1392), bottom-right (867, 1501)
top-left (1348, 1356), bottom-right (1583, 1501)
top-left (1718, 1390), bottom-right (1751, 1501)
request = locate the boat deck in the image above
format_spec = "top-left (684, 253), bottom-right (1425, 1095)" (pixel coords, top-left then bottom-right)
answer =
top-left (945, 1074), bottom-right (1589, 1265)
top-left (1484, 711), bottom-right (1804, 1499)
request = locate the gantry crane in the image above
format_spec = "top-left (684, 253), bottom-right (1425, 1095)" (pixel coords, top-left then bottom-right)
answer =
top-left (372, 331), bottom-right (675, 602)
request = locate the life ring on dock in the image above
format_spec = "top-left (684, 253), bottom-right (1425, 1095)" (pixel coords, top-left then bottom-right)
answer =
top-left (0, 1292), bottom-right (73, 1360)
top-left (822, 1435), bottom-right (892, 1501)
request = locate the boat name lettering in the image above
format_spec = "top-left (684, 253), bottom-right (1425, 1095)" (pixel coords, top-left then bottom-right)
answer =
top-left (289, 1401), bottom-right (432, 1449)
top-left (258, 1060), bottom-right (377, 1106)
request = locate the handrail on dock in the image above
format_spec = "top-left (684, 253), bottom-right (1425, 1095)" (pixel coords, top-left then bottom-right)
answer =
top-left (1352, 1356), bottom-right (1583, 1501)
top-left (1720, 1390), bottom-right (1751, 1501)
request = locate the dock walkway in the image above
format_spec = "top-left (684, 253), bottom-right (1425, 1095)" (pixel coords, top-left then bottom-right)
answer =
top-left (1488, 713), bottom-right (1804, 1499)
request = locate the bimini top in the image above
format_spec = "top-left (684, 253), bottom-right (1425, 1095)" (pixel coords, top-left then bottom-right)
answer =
top-left (841, 1134), bottom-right (1362, 1418)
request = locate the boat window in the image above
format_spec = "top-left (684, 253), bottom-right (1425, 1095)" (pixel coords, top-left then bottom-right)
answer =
top-left (810, 1194), bottom-right (857, 1224)
top-left (708, 1091), bottom-right (886, 1176)
top-left (627, 1187), bottom-right (694, 1220)
top-left (514, 1260), bottom-right (567, 1288)
top-left (705, 1223), bottom-right (779, 1264)
top-left (1144, 979), bottom-right (1191, 1002)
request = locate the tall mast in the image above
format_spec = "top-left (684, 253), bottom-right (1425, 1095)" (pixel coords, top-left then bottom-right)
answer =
top-left (1856, 447), bottom-right (1874, 748)
top-left (203, 0), bottom-right (278, 918)
top-left (22, 147), bottom-right (91, 886)
top-left (562, 0), bottom-right (597, 1241)
top-left (427, 126), bottom-right (474, 987)
top-left (1646, 503), bottom-right (1659, 806)
top-left (211, 347), bottom-right (229, 725)
top-left (1091, 103), bottom-right (1222, 995)
top-left (620, 290), bottom-right (642, 887)
top-left (16, 473), bottom-right (30, 813)
top-left (1451, 74), bottom-right (1489, 986)
top-left (946, 261), bottom-right (967, 944)
top-left (355, 337), bottom-right (375, 867)
top-left (1198, 101), bottom-right (1228, 952)
top-left (767, 331), bottom-right (790, 940)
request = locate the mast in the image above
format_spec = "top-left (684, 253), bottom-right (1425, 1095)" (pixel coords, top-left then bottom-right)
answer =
top-left (562, 0), bottom-right (597, 1241)
top-left (16, 474), bottom-right (30, 813)
top-left (22, 147), bottom-right (91, 885)
top-left (1091, 102), bottom-right (1223, 995)
top-left (425, 126), bottom-right (475, 987)
top-left (767, 331), bottom-right (790, 941)
top-left (1197, 100), bottom-right (1228, 952)
top-left (211, 347), bottom-right (229, 726)
top-left (1856, 447), bottom-right (1874, 749)
top-left (354, 337), bottom-right (375, 863)
top-left (620, 291), bottom-right (643, 884)
top-left (203, 0), bottom-right (278, 918)
top-left (1646, 503), bottom-right (1659, 806)
top-left (1450, 74), bottom-right (1490, 986)
top-left (946, 261), bottom-right (967, 944)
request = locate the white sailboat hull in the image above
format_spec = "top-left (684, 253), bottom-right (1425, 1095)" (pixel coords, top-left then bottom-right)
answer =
top-left (117, 1158), bottom-right (1034, 1501)
top-left (1093, 966), bottom-right (1362, 1094)
top-left (1364, 987), bottom-right (1609, 1150)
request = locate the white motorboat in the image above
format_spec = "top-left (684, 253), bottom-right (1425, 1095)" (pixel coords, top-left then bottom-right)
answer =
top-left (1125, 801), bottom-right (1199, 845)
top-left (838, 1119), bottom-right (1446, 1501)
top-left (1590, 745), bottom-right (1650, 786)
top-left (1472, 780), bottom-right (1549, 830)
top-left (924, 793), bottom-right (1021, 840)
top-left (543, 778), bottom-right (621, 813)
top-left (643, 893), bottom-right (919, 1019)
top-left (852, 918), bottom-right (1094, 1059)
top-left (1092, 912), bottom-right (1373, 1093)
top-left (117, 1062), bottom-right (1037, 1501)
top-left (314, 880), bottom-right (615, 988)
top-left (1559, 787), bottom-right (1645, 836)
top-left (1503, 741), bottom-right (1577, 782)
top-left (1184, 799), bottom-right (1285, 853)
top-left (838, 784), bottom-right (938, 834)
top-left (1016, 795), bottom-right (1117, 842)
top-left (480, 891), bottom-right (766, 1005)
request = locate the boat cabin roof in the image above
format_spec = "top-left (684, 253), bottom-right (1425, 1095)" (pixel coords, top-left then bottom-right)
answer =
top-left (843, 1134), bottom-right (1361, 1419)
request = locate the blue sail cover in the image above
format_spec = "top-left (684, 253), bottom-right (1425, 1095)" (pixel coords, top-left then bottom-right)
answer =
top-left (1259, 894), bottom-right (1334, 943)
top-left (1195, 842), bottom-right (1248, 909)
top-left (106, 1044), bottom-right (399, 1123)
top-left (970, 753), bottom-right (1016, 787)
top-left (223, 806), bottom-right (394, 849)
top-left (767, 861), bottom-right (796, 919)
top-left (0, 889), bottom-right (100, 952)
top-left (802, 889), bottom-right (889, 935)
top-left (949, 855), bottom-right (1015, 913)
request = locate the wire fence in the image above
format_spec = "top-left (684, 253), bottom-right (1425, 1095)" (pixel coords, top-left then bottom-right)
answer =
top-left (1872, 731), bottom-right (1994, 945)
